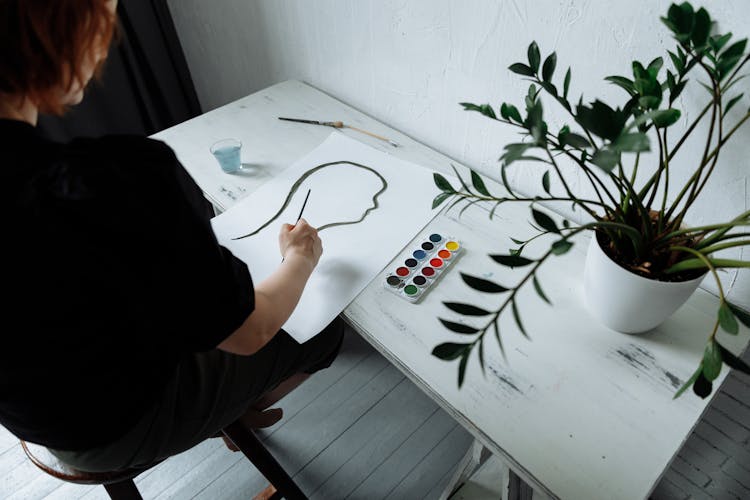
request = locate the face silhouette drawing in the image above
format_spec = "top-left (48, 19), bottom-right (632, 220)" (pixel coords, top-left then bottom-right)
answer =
top-left (232, 161), bottom-right (388, 240)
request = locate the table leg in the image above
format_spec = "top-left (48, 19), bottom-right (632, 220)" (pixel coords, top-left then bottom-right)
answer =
top-left (439, 438), bottom-right (490, 500)
top-left (450, 455), bottom-right (555, 500)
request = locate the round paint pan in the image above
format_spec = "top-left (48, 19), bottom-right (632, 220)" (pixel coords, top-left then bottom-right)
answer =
top-left (437, 249), bottom-right (452, 260)
top-left (421, 266), bottom-right (436, 278)
top-left (445, 240), bottom-right (460, 252)
top-left (412, 275), bottom-right (428, 288)
top-left (386, 275), bottom-right (402, 288)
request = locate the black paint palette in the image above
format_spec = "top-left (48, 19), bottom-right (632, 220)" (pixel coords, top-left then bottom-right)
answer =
top-left (384, 233), bottom-right (463, 303)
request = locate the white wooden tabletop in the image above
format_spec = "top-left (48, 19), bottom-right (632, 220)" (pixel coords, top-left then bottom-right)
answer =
top-left (152, 80), bottom-right (750, 500)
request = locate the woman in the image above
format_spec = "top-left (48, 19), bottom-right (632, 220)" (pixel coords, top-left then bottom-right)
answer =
top-left (0, 0), bottom-right (343, 472)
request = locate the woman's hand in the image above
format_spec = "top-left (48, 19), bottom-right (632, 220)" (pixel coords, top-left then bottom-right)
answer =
top-left (279, 218), bottom-right (322, 269)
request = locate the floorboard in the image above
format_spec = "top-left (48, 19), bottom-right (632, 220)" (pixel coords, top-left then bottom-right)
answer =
top-left (1, 327), bottom-right (749, 499)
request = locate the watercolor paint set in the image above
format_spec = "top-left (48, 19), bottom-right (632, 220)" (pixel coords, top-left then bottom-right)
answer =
top-left (384, 233), bottom-right (462, 303)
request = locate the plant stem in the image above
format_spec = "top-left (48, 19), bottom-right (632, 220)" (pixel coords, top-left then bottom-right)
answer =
top-left (669, 245), bottom-right (726, 342)
top-left (658, 128), bottom-right (671, 232)
top-left (543, 147), bottom-right (601, 220)
top-left (557, 147), bottom-right (622, 207)
top-left (670, 62), bottom-right (722, 228)
top-left (698, 239), bottom-right (750, 255)
top-left (654, 212), bottom-right (750, 246)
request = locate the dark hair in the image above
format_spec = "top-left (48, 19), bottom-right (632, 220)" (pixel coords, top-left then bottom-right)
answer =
top-left (0, 0), bottom-right (116, 114)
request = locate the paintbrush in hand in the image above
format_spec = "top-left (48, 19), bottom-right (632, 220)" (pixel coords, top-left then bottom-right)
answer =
top-left (281, 188), bottom-right (311, 263)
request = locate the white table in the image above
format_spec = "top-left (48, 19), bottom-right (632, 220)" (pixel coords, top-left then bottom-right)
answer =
top-left (153, 80), bottom-right (750, 500)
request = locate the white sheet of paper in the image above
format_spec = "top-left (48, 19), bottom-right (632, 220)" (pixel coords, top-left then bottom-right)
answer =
top-left (211, 132), bottom-right (444, 343)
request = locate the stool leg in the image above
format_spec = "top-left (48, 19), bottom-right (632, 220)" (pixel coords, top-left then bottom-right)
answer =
top-left (222, 421), bottom-right (307, 500)
top-left (103, 479), bottom-right (143, 500)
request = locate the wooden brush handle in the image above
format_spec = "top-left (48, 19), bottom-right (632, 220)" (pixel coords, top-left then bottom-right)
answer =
top-left (346, 125), bottom-right (388, 141)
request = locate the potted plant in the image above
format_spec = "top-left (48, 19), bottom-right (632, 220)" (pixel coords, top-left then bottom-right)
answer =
top-left (431, 1), bottom-right (750, 399)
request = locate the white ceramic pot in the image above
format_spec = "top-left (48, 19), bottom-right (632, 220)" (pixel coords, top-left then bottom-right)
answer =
top-left (583, 232), bottom-right (706, 334)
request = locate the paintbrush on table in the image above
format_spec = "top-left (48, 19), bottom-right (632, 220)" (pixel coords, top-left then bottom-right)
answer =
top-left (278, 117), bottom-right (400, 147)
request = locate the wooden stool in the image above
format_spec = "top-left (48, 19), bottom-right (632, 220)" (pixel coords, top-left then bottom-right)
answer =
top-left (21, 420), bottom-right (307, 500)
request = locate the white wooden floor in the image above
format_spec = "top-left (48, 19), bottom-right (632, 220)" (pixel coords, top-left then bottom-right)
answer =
top-left (1, 327), bottom-right (749, 500)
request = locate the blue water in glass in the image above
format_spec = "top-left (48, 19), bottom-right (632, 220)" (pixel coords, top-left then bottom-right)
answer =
top-left (212, 145), bottom-right (241, 173)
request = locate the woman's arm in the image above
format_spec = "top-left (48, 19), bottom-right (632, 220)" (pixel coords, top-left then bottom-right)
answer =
top-left (217, 219), bottom-right (322, 355)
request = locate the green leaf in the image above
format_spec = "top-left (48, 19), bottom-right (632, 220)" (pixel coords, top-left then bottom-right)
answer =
top-left (674, 364), bottom-right (702, 399)
top-left (477, 336), bottom-right (486, 375)
top-left (702, 340), bottom-right (723, 381)
top-left (666, 257), bottom-right (750, 273)
top-left (575, 100), bottom-right (628, 140)
top-left (433, 173), bottom-right (455, 192)
top-left (718, 302), bottom-right (739, 335)
top-left (710, 33), bottom-right (732, 53)
top-left (533, 276), bottom-right (551, 305)
top-left (717, 343), bottom-right (750, 376)
top-left (551, 239), bottom-right (574, 255)
top-left (528, 41), bottom-right (541, 72)
top-left (612, 132), bottom-right (650, 152)
top-left (432, 192), bottom-right (452, 209)
top-left (638, 95), bottom-right (661, 109)
top-left (532, 208), bottom-right (560, 234)
top-left (630, 108), bottom-right (682, 129)
top-left (563, 68), bottom-right (571, 99)
top-left (559, 131), bottom-right (591, 149)
top-left (542, 171), bottom-right (551, 195)
top-left (432, 342), bottom-right (469, 361)
top-left (460, 273), bottom-right (509, 293)
top-left (509, 62), bottom-right (535, 77)
top-left (542, 52), bottom-right (557, 82)
top-left (718, 56), bottom-right (743, 80)
top-left (502, 103), bottom-right (523, 123)
top-left (605, 75), bottom-right (636, 96)
top-left (500, 103), bottom-right (510, 120)
top-left (721, 39), bottom-right (747, 60)
top-left (668, 50), bottom-right (684, 74)
top-left (632, 61), bottom-right (648, 80)
top-left (670, 80), bottom-right (688, 103)
top-left (725, 94), bottom-right (744, 114)
top-left (539, 81), bottom-right (558, 97)
top-left (444, 302), bottom-right (492, 316)
top-left (668, 2), bottom-right (695, 38)
top-left (652, 109), bottom-right (682, 127)
top-left (511, 300), bottom-right (529, 338)
top-left (693, 372), bottom-right (713, 399)
top-left (501, 143), bottom-right (533, 166)
top-left (524, 99), bottom-right (544, 132)
top-left (728, 303), bottom-right (750, 329)
top-left (479, 104), bottom-right (497, 119)
top-left (591, 149), bottom-right (620, 172)
top-left (471, 170), bottom-right (491, 196)
top-left (647, 56), bottom-right (664, 75)
top-left (458, 349), bottom-right (470, 387)
top-left (691, 8), bottom-right (711, 49)
top-left (439, 319), bottom-right (479, 335)
top-left (490, 254), bottom-right (535, 267)
top-left (460, 102), bottom-right (483, 113)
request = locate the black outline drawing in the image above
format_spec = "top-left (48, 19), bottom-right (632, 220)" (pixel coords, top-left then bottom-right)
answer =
top-left (232, 161), bottom-right (388, 240)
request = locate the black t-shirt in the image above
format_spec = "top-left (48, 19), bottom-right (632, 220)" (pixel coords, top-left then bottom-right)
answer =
top-left (0, 119), bottom-right (254, 450)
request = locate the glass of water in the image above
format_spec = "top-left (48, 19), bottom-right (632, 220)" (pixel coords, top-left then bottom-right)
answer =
top-left (210, 138), bottom-right (242, 173)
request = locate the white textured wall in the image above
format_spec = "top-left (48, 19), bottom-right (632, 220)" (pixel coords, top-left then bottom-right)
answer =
top-left (167, 0), bottom-right (749, 307)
